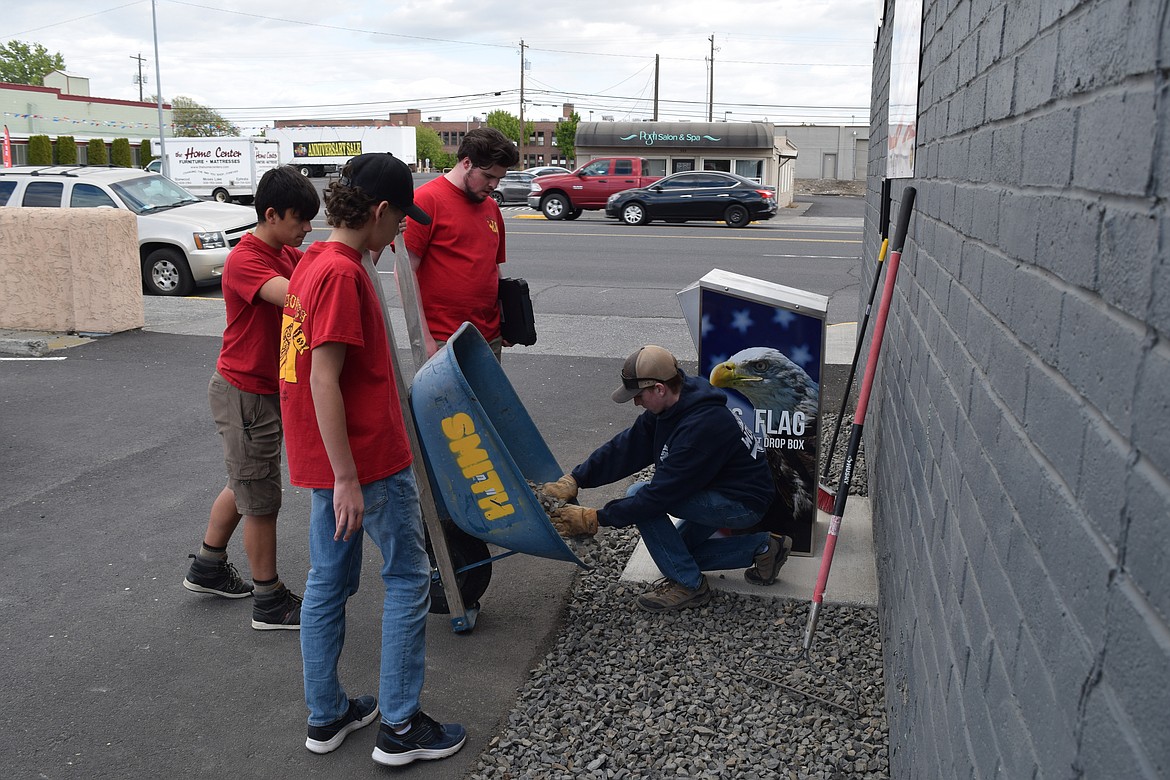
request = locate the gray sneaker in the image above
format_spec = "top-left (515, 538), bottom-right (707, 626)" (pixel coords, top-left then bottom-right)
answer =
top-left (744, 534), bottom-right (793, 585)
top-left (636, 576), bottom-right (711, 613)
top-left (183, 554), bottom-right (253, 598)
top-left (252, 585), bottom-right (302, 630)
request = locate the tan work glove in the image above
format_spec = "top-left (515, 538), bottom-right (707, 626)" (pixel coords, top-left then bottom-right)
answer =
top-left (540, 474), bottom-right (579, 502)
top-left (550, 505), bottom-right (598, 537)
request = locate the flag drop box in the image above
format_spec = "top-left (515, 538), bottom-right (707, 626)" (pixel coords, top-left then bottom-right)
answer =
top-left (679, 270), bottom-right (828, 555)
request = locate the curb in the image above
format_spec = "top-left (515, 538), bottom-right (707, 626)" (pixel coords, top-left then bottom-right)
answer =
top-left (0, 330), bottom-right (94, 357)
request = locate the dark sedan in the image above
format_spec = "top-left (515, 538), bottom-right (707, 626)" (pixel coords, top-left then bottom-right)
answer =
top-left (490, 171), bottom-right (536, 205)
top-left (604, 171), bottom-right (777, 227)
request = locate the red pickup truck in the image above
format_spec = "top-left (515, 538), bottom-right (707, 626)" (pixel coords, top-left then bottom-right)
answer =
top-left (527, 157), bottom-right (661, 220)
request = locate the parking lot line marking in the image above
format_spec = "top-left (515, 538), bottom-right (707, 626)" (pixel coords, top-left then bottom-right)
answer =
top-left (507, 229), bottom-right (861, 244)
top-left (763, 254), bottom-right (860, 259)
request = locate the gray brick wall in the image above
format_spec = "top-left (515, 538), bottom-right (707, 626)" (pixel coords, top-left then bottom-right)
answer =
top-left (866, 0), bottom-right (1170, 777)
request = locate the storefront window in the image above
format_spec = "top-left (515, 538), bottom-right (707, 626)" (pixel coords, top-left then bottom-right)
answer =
top-left (735, 159), bottom-right (764, 181)
top-left (703, 159), bottom-right (731, 172)
top-left (672, 158), bottom-right (695, 173)
top-left (645, 158), bottom-right (667, 176)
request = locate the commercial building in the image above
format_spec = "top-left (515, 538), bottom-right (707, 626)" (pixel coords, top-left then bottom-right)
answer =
top-left (1, 71), bottom-right (170, 165)
top-left (573, 121), bottom-right (798, 205)
top-left (773, 124), bottom-right (869, 181)
top-left (865, 0), bottom-right (1166, 776)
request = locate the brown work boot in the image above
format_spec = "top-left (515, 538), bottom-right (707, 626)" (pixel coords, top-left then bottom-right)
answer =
top-left (744, 533), bottom-right (793, 586)
top-left (636, 576), bottom-right (711, 613)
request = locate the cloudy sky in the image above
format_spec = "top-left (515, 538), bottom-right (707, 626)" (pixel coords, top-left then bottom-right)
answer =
top-left (4, 0), bottom-right (880, 132)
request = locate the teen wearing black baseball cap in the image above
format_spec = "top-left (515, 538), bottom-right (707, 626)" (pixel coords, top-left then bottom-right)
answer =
top-left (339, 152), bottom-right (431, 225)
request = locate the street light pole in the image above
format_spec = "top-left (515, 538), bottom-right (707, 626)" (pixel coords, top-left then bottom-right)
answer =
top-left (151, 0), bottom-right (167, 174)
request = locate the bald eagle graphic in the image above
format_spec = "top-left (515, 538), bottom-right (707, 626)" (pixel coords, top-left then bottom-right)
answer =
top-left (709, 347), bottom-right (819, 523)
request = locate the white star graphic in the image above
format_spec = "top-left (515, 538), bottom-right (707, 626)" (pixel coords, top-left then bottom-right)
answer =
top-left (790, 345), bottom-right (814, 366)
top-left (773, 309), bottom-right (797, 328)
top-left (730, 309), bottom-right (754, 334)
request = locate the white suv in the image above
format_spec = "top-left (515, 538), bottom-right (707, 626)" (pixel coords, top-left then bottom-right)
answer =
top-left (0, 165), bottom-right (257, 296)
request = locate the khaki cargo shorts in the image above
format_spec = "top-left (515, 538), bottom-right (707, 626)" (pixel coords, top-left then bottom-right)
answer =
top-left (208, 372), bottom-right (283, 516)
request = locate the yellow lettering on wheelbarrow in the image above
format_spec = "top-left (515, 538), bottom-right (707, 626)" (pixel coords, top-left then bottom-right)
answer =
top-left (441, 413), bottom-right (516, 521)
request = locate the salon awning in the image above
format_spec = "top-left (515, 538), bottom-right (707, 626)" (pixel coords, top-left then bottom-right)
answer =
top-left (575, 121), bottom-right (776, 150)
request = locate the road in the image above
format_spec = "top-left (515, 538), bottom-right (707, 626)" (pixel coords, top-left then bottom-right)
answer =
top-left (202, 185), bottom-right (866, 349)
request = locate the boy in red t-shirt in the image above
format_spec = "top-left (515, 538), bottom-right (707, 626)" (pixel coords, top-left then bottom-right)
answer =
top-left (183, 166), bottom-right (319, 631)
top-left (278, 153), bottom-right (466, 766)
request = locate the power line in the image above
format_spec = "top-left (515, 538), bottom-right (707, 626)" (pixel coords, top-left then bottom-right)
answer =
top-left (2, 0), bottom-right (143, 37)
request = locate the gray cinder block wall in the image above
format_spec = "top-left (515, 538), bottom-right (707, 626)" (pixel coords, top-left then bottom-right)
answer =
top-left (865, 0), bottom-right (1169, 777)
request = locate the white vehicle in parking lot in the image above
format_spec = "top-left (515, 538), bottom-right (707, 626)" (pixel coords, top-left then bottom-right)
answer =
top-left (0, 165), bottom-right (257, 296)
top-left (143, 137), bottom-right (280, 204)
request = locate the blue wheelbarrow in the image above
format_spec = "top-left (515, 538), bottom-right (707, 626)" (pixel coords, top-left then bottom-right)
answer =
top-left (410, 323), bottom-right (587, 631)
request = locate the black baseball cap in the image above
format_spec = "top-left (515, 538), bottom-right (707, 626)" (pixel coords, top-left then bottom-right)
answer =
top-left (340, 153), bottom-right (431, 224)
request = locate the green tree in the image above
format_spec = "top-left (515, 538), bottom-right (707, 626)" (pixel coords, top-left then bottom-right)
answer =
top-left (554, 112), bottom-right (580, 167)
top-left (28, 134), bottom-right (52, 164)
top-left (171, 95), bottom-right (240, 137)
top-left (415, 125), bottom-right (453, 170)
top-left (56, 136), bottom-right (78, 164)
top-left (485, 110), bottom-right (532, 151)
top-left (0, 40), bottom-right (65, 86)
top-left (111, 138), bottom-right (133, 167)
top-left (140, 139), bottom-right (155, 166)
top-left (87, 138), bottom-right (108, 165)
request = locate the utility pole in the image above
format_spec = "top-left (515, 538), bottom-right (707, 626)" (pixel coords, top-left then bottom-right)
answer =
top-left (707, 34), bottom-right (715, 122)
top-left (130, 53), bottom-right (147, 102)
top-left (653, 54), bottom-right (660, 121)
top-left (518, 40), bottom-right (526, 168)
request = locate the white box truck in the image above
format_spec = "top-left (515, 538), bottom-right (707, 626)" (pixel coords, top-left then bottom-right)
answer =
top-left (157, 137), bottom-right (281, 204)
top-left (264, 126), bottom-right (417, 177)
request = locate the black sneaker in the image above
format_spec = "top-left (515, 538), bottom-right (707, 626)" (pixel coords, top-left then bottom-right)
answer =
top-left (183, 553), bottom-right (253, 598)
top-left (744, 534), bottom-right (793, 585)
top-left (371, 711), bottom-right (467, 767)
top-left (305, 695), bottom-right (379, 754)
top-left (252, 585), bottom-right (302, 630)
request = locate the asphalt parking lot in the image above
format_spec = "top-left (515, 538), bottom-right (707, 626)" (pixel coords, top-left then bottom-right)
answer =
top-left (0, 190), bottom-right (867, 777)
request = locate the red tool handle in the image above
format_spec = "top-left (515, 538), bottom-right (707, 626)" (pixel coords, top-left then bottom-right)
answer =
top-left (811, 187), bottom-right (917, 608)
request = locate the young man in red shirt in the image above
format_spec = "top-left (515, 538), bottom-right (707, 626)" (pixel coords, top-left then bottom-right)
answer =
top-left (405, 126), bottom-right (519, 360)
top-left (279, 153), bottom-right (466, 766)
top-left (183, 166), bottom-right (319, 630)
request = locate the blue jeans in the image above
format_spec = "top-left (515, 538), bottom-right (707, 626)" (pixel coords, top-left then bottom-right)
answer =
top-left (629, 481), bottom-right (769, 590)
top-left (301, 468), bottom-right (430, 728)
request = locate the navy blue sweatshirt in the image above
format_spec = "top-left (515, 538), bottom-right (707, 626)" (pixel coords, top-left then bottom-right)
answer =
top-left (571, 373), bottom-right (775, 528)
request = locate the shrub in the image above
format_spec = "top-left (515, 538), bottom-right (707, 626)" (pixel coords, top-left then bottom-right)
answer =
top-left (28, 135), bottom-right (52, 164)
top-left (56, 136), bottom-right (78, 164)
top-left (140, 139), bottom-right (154, 167)
top-left (87, 138), bottom-right (108, 165)
top-left (111, 138), bottom-right (132, 167)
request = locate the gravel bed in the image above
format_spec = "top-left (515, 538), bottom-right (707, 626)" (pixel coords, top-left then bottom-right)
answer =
top-left (467, 527), bottom-right (889, 779)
